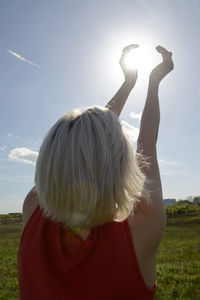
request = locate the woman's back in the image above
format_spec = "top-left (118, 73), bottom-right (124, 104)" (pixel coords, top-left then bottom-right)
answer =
top-left (18, 200), bottom-right (157, 300)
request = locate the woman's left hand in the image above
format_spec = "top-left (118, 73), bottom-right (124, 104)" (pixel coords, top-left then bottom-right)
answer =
top-left (150, 45), bottom-right (174, 83)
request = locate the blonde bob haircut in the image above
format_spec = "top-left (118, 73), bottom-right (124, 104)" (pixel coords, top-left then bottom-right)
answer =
top-left (35, 105), bottom-right (151, 231)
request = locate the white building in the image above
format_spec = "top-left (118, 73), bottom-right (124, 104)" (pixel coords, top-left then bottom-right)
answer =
top-left (163, 199), bottom-right (176, 206)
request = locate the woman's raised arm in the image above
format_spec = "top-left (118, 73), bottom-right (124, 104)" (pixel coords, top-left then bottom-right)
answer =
top-left (128, 46), bottom-right (174, 257)
top-left (133, 46), bottom-right (173, 230)
top-left (105, 44), bottom-right (139, 117)
top-left (137, 46), bottom-right (174, 184)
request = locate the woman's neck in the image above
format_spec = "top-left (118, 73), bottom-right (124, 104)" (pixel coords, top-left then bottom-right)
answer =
top-left (69, 227), bottom-right (90, 241)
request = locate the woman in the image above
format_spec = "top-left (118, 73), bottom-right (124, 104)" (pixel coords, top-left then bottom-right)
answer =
top-left (18, 44), bottom-right (174, 300)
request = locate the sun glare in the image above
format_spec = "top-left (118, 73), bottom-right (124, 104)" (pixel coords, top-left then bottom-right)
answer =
top-left (124, 45), bottom-right (158, 75)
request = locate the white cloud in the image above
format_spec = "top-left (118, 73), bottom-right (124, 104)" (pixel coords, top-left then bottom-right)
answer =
top-left (8, 147), bottom-right (38, 165)
top-left (121, 120), bottom-right (139, 143)
top-left (158, 159), bottom-right (183, 167)
top-left (8, 132), bottom-right (12, 137)
top-left (130, 111), bottom-right (142, 120)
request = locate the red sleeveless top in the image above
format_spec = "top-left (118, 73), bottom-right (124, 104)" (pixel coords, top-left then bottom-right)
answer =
top-left (18, 205), bottom-right (157, 300)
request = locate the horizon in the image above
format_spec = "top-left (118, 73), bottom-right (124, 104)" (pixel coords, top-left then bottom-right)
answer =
top-left (2, 197), bottom-right (199, 214)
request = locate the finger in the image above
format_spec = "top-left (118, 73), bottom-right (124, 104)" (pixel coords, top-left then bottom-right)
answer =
top-left (156, 45), bottom-right (172, 56)
top-left (156, 45), bottom-right (172, 61)
top-left (124, 44), bottom-right (139, 50)
top-left (156, 45), bottom-right (169, 54)
top-left (122, 44), bottom-right (139, 55)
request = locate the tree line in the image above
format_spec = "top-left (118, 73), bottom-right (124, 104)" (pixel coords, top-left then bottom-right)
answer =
top-left (166, 196), bottom-right (200, 216)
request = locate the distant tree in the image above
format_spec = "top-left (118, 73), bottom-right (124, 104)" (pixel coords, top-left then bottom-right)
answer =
top-left (186, 196), bottom-right (194, 202)
top-left (193, 196), bottom-right (200, 205)
top-left (177, 199), bottom-right (184, 202)
top-left (179, 200), bottom-right (190, 204)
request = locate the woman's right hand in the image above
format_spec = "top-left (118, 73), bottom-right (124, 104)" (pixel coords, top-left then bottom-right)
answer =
top-left (119, 44), bottom-right (139, 88)
top-left (150, 45), bottom-right (174, 83)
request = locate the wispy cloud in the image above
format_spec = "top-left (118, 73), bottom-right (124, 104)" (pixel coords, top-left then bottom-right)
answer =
top-left (8, 147), bottom-right (38, 165)
top-left (121, 120), bottom-right (139, 143)
top-left (161, 170), bottom-right (188, 177)
top-left (130, 111), bottom-right (142, 120)
top-left (4, 133), bottom-right (42, 150)
top-left (158, 159), bottom-right (183, 167)
top-left (6, 49), bottom-right (40, 69)
top-left (0, 174), bottom-right (33, 183)
top-left (0, 146), bottom-right (7, 151)
top-left (159, 158), bottom-right (184, 177)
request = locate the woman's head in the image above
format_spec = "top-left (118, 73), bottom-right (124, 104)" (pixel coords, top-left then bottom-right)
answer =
top-left (35, 105), bottom-right (149, 230)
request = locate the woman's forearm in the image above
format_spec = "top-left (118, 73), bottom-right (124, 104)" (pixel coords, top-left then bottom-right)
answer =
top-left (137, 78), bottom-right (162, 200)
top-left (137, 78), bottom-right (160, 147)
top-left (105, 81), bottom-right (134, 117)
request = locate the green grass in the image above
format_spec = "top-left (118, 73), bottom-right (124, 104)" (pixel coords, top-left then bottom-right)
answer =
top-left (0, 219), bottom-right (22, 300)
top-left (155, 214), bottom-right (200, 300)
top-left (0, 214), bottom-right (200, 299)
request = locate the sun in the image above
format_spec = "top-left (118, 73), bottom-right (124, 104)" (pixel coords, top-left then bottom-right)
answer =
top-left (123, 45), bottom-right (159, 75)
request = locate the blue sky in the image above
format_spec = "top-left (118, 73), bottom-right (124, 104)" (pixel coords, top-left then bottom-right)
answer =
top-left (0, 0), bottom-right (199, 213)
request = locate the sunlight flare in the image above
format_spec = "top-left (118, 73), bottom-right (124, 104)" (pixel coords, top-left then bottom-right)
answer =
top-left (123, 45), bottom-right (158, 75)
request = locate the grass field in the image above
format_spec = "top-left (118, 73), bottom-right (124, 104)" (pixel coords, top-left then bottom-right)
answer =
top-left (0, 213), bottom-right (200, 300)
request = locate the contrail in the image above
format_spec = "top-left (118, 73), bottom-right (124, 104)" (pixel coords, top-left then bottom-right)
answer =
top-left (6, 49), bottom-right (40, 68)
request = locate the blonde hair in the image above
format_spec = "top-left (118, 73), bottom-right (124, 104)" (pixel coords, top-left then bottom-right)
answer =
top-left (35, 105), bottom-right (150, 230)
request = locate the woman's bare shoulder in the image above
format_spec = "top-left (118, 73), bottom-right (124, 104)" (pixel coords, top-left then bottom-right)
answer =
top-left (127, 215), bottom-right (158, 289)
top-left (22, 187), bottom-right (39, 231)
top-left (127, 196), bottom-right (166, 255)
